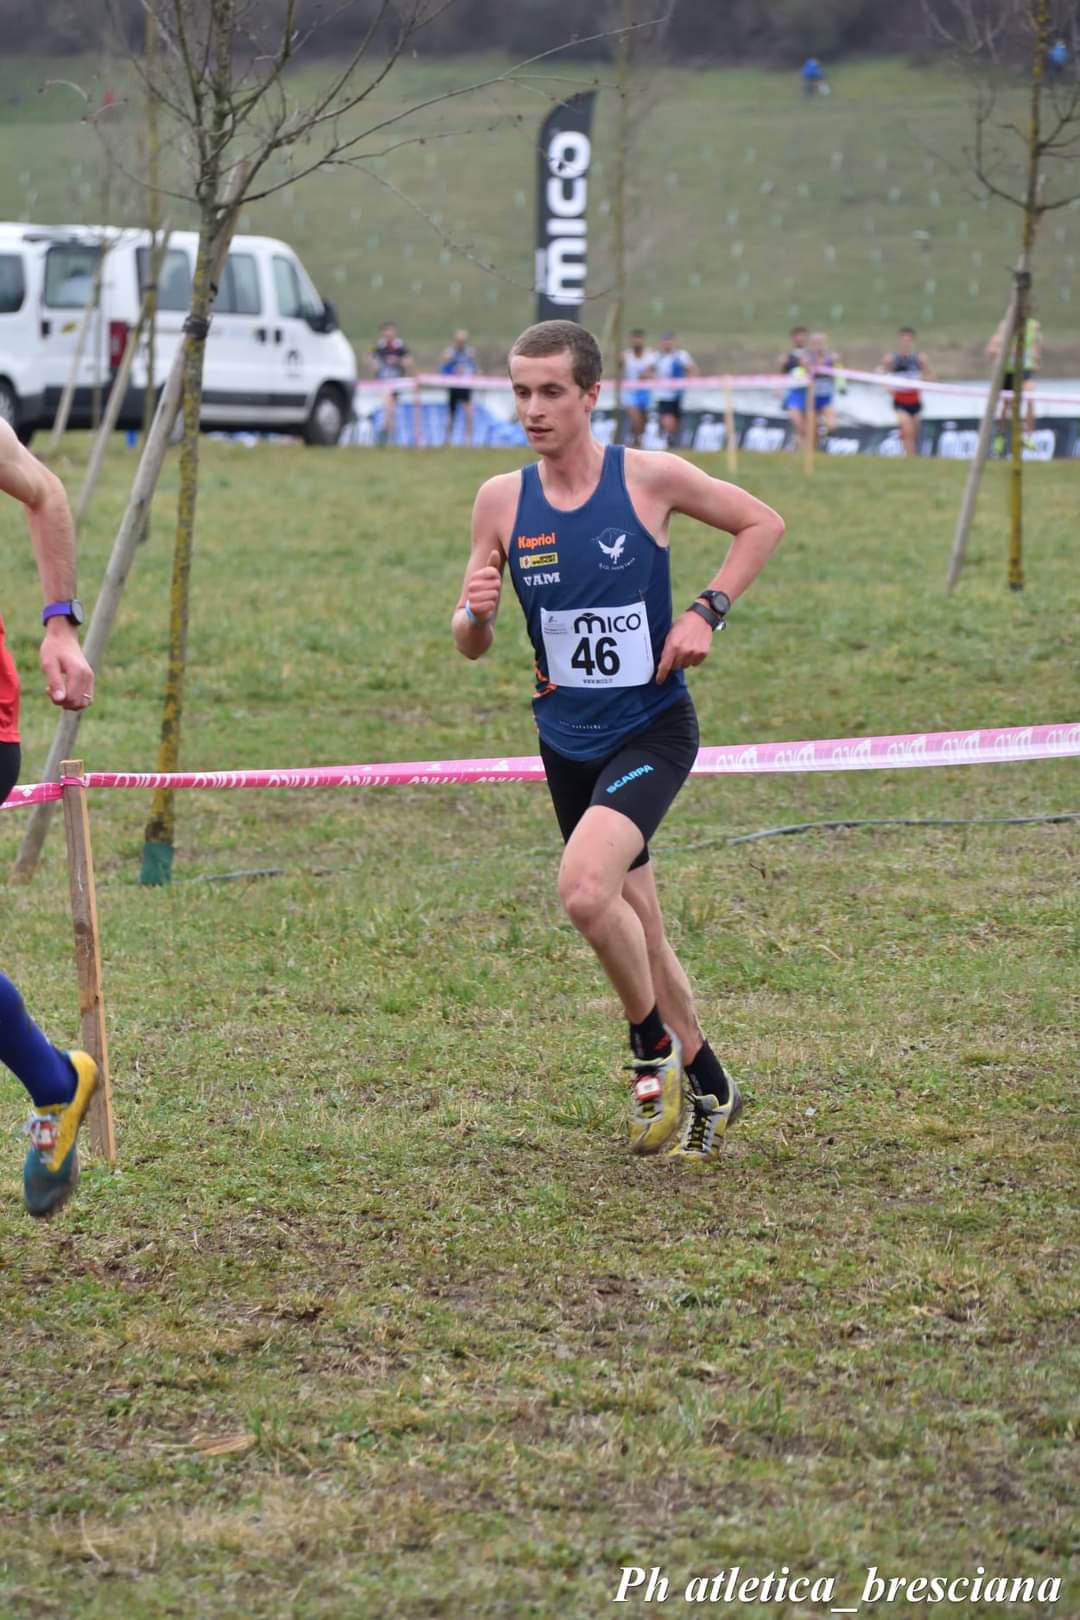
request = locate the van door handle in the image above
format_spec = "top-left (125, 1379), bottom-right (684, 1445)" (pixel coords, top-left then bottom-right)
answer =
top-left (255, 327), bottom-right (268, 343)
top-left (41, 320), bottom-right (51, 338)
top-left (274, 328), bottom-right (284, 344)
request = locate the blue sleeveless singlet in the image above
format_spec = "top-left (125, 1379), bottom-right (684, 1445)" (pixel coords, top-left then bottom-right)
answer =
top-left (506, 445), bottom-right (687, 760)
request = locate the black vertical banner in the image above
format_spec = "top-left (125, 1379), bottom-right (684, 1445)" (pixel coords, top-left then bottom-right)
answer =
top-left (535, 91), bottom-right (596, 324)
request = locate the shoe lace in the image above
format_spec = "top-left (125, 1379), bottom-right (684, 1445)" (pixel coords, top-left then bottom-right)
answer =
top-left (684, 1098), bottom-right (714, 1154)
top-left (24, 1112), bottom-right (59, 1153)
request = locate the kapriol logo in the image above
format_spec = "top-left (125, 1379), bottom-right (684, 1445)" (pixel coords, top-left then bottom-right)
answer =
top-left (517, 530), bottom-right (557, 551)
top-left (593, 526), bottom-right (634, 571)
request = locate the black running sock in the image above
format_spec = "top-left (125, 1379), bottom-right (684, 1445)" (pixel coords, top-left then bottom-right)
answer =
top-left (686, 1042), bottom-right (730, 1105)
top-left (629, 1005), bottom-right (670, 1061)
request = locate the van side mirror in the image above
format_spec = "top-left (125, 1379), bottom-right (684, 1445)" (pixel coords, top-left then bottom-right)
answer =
top-left (306, 297), bottom-right (338, 335)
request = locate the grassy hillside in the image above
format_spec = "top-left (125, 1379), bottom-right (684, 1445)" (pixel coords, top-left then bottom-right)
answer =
top-left (0, 439), bottom-right (1076, 1617)
top-left (0, 53), bottom-right (1078, 375)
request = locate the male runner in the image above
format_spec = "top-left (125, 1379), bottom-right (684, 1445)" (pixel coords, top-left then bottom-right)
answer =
top-left (369, 320), bottom-right (414, 445)
top-left (440, 328), bottom-right (479, 446)
top-left (452, 321), bottom-right (784, 1163)
top-left (877, 326), bottom-right (934, 457)
top-left (622, 329), bottom-right (656, 448)
top-left (0, 418), bottom-right (98, 1216)
top-left (653, 332), bottom-right (698, 446)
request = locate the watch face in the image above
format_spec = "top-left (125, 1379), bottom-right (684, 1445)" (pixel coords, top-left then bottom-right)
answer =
top-left (70, 599), bottom-right (85, 625)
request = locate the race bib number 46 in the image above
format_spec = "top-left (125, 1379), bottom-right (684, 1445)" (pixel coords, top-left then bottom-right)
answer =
top-left (541, 604), bottom-right (654, 689)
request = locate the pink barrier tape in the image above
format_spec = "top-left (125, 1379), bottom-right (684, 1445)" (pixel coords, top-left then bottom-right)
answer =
top-left (354, 373), bottom-right (792, 395)
top-left (0, 781), bottom-right (63, 810)
top-left (355, 370), bottom-right (1080, 405)
top-left (2, 723), bottom-right (1076, 811)
top-left (815, 364), bottom-right (1080, 407)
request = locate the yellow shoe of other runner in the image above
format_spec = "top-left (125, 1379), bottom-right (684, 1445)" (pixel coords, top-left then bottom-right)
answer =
top-left (23, 1051), bottom-right (99, 1218)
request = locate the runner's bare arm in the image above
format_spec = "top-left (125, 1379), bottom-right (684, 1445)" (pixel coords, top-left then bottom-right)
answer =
top-left (452, 474), bottom-right (513, 660)
top-left (0, 419), bottom-right (94, 709)
top-left (639, 454), bottom-right (784, 685)
top-left (921, 353), bottom-right (936, 381)
top-left (638, 451), bottom-right (784, 604)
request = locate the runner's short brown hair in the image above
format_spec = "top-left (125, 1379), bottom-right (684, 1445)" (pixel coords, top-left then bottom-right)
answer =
top-left (509, 321), bottom-right (602, 390)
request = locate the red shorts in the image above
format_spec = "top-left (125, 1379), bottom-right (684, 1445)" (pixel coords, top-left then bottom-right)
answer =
top-left (0, 614), bottom-right (22, 743)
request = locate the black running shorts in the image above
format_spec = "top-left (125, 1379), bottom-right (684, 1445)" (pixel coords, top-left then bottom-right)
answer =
top-left (539, 693), bottom-right (699, 870)
top-left (0, 742), bottom-right (20, 806)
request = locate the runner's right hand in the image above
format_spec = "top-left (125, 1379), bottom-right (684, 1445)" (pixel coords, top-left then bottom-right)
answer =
top-left (466, 549), bottom-right (503, 623)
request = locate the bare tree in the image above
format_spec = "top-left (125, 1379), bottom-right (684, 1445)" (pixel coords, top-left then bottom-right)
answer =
top-left (927, 0), bottom-right (1080, 591)
top-left (103, 0), bottom-right (481, 884)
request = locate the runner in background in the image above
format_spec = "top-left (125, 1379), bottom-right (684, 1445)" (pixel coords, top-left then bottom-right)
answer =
top-left (987, 312), bottom-right (1042, 452)
top-left (807, 330), bottom-right (843, 443)
top-left (440, 328), bottom-right (478, 446)
top-left (0, 418), bottom-right (98, 1218)
top-left (877, 326), bottom-right (934, 457)
top-left (779, 324), bottom-right (811, 453)
top-left (654, 332), bottom-right (698, 446)
top-left (369, 320), bottom-right (414, 445)
top-left (622, 329), bottom-right (656, 448)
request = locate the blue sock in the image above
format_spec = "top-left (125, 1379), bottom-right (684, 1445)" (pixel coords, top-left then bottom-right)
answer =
top-left (0, 973), bottom-right (77, 1108)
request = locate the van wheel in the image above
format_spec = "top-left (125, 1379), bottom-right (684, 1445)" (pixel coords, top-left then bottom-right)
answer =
top-left (304, 386), bottom-right (346, 447)
top-left (0, 381), bottom-right (17, 428)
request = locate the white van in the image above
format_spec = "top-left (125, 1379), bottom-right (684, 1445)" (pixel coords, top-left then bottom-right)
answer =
top-left (0, 223), bottom-right (356, 444)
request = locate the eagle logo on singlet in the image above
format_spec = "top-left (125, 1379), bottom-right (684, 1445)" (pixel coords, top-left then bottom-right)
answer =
top-left (594, 527), bottom-right (633, 571)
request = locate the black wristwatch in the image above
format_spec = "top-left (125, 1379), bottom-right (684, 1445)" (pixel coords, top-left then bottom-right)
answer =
top-left (687, 589), bottom-right (730, 631)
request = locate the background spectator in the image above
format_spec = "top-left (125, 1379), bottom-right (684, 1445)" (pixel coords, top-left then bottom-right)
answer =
top-left (440, 328), bottom-right (478, 446)
top-left (370, 319), bottom-right (413, 444)
top-left (653, 331), bottom-right (698, 444)
top-left (622, 328), bottom-right (657, 447)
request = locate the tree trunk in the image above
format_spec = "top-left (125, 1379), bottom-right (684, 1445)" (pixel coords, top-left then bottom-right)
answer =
top-left (1007, 0), bottom-right (1050, 593)
top-left (138, 216), bottom-right (217, 885)
top-left (610, 0), bottom-right (633, 445)
top-left (946, 280), bottom-right (1018, 594)
top-left (13, 171), bottom-right (247, 885)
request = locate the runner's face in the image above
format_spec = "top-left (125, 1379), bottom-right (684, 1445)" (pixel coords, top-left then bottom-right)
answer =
top-left (510, 351), bottom-right (598, 452)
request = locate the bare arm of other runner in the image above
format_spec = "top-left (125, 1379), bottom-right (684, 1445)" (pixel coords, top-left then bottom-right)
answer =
top-left (0, 419), bottom-right (94, 710)
top-left (646, 455), bottom-right (784, 684)
top-left (920, 352), bottom-right (936, 381)
top-left (452, 475), bottom-right (510, 660)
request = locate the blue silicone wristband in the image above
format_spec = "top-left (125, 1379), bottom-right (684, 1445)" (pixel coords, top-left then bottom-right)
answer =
top-left (464, 600), bottom-right (479, 625)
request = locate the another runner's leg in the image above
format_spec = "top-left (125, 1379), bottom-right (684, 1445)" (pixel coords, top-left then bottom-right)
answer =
top-left (0, 974), bottom-right (78, 1107)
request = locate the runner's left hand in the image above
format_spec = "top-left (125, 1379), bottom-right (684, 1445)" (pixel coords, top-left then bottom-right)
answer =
top-left (655, 611), bottom-right (714, 684)
top-left (40, 627), bottom-right (94, 710)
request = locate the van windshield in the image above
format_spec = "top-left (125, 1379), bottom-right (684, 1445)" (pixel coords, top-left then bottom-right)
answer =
top-left (137, 246), bottom-right (192, 311)
top-left (44, 242), bottom-right (101, 308)
top-left (0, 254), bottom-right (25, 315)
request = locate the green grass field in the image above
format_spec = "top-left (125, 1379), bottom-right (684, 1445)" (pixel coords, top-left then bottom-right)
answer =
top-left (1, 52), bottom-right (1078, 373)
top-left (0, 438), bottom-right (1076, 1618)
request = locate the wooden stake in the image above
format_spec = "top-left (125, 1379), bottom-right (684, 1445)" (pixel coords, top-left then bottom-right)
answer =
top-left (60, 760), bottom-right (115, 1162)
top-left (803, 379), bottom-right (816, 477)
top-left (724, 375), bottom-right (738, 475)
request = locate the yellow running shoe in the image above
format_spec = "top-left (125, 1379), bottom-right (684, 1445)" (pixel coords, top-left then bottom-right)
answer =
top-left (626, 1029), bottom-right (684, 1155)
top-left (666, 1068), bottom-right (743, 1165)
top-left (23, 1051), bottom-right (99, 1218)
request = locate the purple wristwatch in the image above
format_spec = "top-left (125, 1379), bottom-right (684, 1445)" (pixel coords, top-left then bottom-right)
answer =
top-left (42, 599), bottom-right (85, 627)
